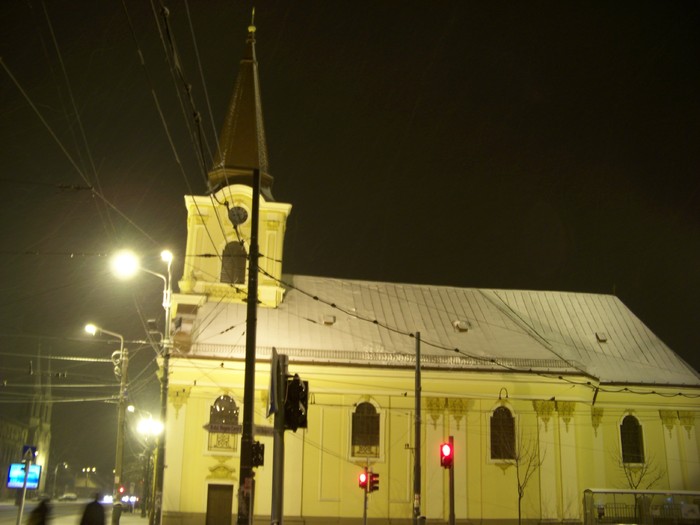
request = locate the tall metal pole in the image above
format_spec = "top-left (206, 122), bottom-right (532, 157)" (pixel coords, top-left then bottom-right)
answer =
top-left (362, 482), bottom-right (369, 525)
top-left (153, 254), bottom-right (172, 525)
top-left (448, 435), bottom-right (455, 525)
top-left (15, 448), bottom-right (34, 525)
top-left (237, 169), bottom-right (261, 525)
top-left (413, 332), bottom-right (422, 524)
top-left (112, 334), bottom-right (128, 525)
top-left (270, 351), bottom-right (288, 524)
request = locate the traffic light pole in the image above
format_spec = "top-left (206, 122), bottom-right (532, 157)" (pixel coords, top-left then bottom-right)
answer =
top-left (448, 435), bottom-right (455, 525)
top-left (237, 169), bottom-right (261, 525)
top-left (362, 473), bottom-right (368, 525)
top-left (413, 332), bottom-right (422, 525)
top-left (271, 352), bottom-right (288, 524)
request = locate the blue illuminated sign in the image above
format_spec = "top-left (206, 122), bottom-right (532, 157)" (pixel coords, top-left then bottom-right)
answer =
top-left (6, 463), bottom-right (42, 489)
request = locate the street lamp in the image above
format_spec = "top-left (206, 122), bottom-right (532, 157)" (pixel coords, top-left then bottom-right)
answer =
top-left (52, 462), bottom-right (68, 498)
top-left (133, 412), bottom-right (163, 518)
top-left (81, 467), bottom-right (96, 489)
top-left (110, 249), bottom-right (172, 525)
top-left (85, 323), bottom-right (127, 525)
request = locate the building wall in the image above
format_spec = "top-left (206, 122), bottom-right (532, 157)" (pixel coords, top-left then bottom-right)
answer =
top-left (162, 357), bottom-right (699, 524)
top-left (0, 418), bottom-right (29, 500)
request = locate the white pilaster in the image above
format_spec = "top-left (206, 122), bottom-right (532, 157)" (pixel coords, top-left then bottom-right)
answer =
top-left (534, 400), bottom-right (558, 521)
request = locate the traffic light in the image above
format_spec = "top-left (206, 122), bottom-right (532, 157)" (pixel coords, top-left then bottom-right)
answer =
top-left (284, 374), bottom-right (309, 431)
top-left (369, 471), bottom-right (379, 492)
top-left (358, 469), bottom-right (368, 491)
top-left (440, 442), bottom-right (454, 468)
top-left (251, 440), bottom-right (265, 467)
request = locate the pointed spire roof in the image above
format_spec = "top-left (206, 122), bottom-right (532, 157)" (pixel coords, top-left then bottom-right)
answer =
top-left (208, 13), bottom-right (274, 200)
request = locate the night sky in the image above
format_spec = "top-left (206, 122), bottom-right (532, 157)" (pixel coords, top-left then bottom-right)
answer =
top-left (1, 1), bottom-right (699, 488)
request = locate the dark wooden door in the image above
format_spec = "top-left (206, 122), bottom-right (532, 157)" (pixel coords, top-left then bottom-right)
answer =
top-left (206, 484), bottom-right (234, 525)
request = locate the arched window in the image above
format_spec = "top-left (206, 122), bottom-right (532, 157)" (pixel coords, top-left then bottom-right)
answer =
top-left (207, 395), bottom-right (239, 452)
top-left (620, 415), bottom-right (644, 463)
top-left (352, 402), bottom-right (379, 458)
top-left (220, 242), bottom-right (247, 284)
top-left (210, 395), bottom-right (239, 427)
top-left (491, 406), bottom-right (515, 460)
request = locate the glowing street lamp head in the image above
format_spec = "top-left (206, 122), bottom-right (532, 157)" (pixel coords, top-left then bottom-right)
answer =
top-left (85, 324), bottom-right (98, 336)
top-left (111, 250), bottom-right (140, 280)
top-left (137, 418), bottom-right (164, 436)
top-left (160, 250), bottom-right (173, 264)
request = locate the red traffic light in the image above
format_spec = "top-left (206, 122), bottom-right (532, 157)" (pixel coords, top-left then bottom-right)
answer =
top-left (118, 485), bottom-right (125, 494)
top-left (440, 442), bottom-right (454, 468)
top-left (358, 470), bottom-right (368, 490)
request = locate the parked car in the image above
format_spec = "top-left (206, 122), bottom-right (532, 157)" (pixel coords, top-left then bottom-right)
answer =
top-left (57, 493), bottom-right (77, 501)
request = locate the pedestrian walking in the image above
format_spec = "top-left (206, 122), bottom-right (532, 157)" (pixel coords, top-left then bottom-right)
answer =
top-left (80, 493), bottom-right (105, 525)
top-left (27, 498), bottom-right (50, 525)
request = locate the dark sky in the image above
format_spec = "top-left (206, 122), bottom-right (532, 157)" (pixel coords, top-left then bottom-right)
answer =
top-left (1, 0), bottom-right (699, 486)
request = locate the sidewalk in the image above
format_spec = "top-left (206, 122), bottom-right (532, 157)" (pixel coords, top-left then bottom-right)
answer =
top-left (52, 509), bottom-right (149, 525)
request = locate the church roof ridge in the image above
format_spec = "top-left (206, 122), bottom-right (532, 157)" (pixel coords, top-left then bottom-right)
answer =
top-left (185, 273), bottom-right (700, 386)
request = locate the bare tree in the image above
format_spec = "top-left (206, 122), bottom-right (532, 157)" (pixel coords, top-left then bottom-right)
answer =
top-left (611, 451), bottom-right (666, 522)
top-left (612, 451), bottom-right (666, 490)
top-left (513, 429), bottom-right (545, 525)
top-left (493, 418), bottom-right (545, 525)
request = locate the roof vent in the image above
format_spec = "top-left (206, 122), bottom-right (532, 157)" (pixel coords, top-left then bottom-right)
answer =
top-left (323, 315), bottom-right (336, 326)
top-left (595, 332), bottom-right (608, 343)
top-left (452, 320), bottom-right (471, 333)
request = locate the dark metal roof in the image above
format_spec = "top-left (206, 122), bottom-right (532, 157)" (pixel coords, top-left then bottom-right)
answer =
top-left (208, 22), bottom-right (274, 200)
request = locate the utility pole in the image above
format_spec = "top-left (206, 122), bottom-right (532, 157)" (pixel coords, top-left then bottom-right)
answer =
top-left (113, 344), bottom-right (129, 525)
top-left (15, 446), bottom-right (36, 525)
top-left (153, 255), bottom-right (172, 525)
top-left (413, 332), bottom-right (422, 525)
top-left (362, 466), bottom-right (368, 525)
top-left (448, 435), bottom-right (455, 525)
top-left (237, 169), bottom-right (261, 525)
top-left (270, 350), bottom-right (288, 524)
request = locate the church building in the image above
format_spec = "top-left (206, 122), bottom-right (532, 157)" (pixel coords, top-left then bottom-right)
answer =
top-left (163, 24), bottom-right (700, 524)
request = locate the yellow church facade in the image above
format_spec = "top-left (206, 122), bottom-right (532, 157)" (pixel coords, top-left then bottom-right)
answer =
top-left (159, 23), bottom-right (700, 525)
top-left (162, 351), bottom-right (700, 524)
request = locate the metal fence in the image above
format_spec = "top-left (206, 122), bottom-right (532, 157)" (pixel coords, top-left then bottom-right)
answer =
top-left (583, 489), bottom-right (700, 525)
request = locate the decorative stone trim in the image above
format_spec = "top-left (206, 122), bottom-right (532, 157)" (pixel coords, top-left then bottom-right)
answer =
top-left (659, 410), bottom-right (678, 437)
top-left (678, 411), bottom-right (695, 439)
top-left (187, 342), bottom-right (580, 372)
top-left (591, 407), bottom-right (604, 436)
top-left (426, 397), bottom-right (445, 429)
top-left (447, 398), bottom-right (469, 430)
top-left (207, 456), bottom-right (236, 480)
top-left (558, 401), bottom-right (575, 432)
top-left (425, 397), bottom-right (470, 429)
top-left (533, 400), bottom-right (556, 432)
top-left (170, 386), bottom-right (192, 418)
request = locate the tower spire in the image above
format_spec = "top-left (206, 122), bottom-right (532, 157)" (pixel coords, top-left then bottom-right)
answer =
top-left (208, 12), bottom-right (274, 200)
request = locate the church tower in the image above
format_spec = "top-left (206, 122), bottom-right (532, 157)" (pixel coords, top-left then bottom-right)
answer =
top-left (177, 21), bottom-right (291, 312)
top-left (27, 351), bottom-right (52, 491)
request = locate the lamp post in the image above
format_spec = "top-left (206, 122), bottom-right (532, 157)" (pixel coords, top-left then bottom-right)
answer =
top-left (110, 249), bottom-right (172, 525)
top-left (135, 413), bottom-right (163, 518)
top-left (53, 462), bottom-right (67, 498)
top-left (85, 323), bottom-right (127, 525)
top-left (81, 467), bottom-right (96, 490)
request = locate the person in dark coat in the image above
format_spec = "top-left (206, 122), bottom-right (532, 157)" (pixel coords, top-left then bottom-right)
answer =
top-left (80, 493), bottom-right (105, 525)
top-left (28, 498), bottom-right (50, 525)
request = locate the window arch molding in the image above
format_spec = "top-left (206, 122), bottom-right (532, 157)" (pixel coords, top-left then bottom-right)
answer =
top-left (619, 413), bottom-right (645, 464)
top-left (350, 398), bottom-right (383, 460)
top-left (205, 394), bottom-right (241, 454)
top-left (489, 403), bottom-right (516, 461)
